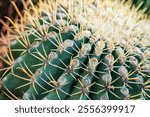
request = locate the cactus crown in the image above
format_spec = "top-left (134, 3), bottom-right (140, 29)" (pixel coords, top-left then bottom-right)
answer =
top-left (0, 0), bottom-right (150, 100)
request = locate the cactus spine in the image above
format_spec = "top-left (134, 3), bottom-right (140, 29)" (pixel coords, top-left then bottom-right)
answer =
top-left (0, 0), bottom-right (150, 100)
top-left (132, 0), bottom-right (150, 14)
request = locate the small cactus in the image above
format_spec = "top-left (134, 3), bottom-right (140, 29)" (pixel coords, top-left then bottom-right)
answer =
top-left (0, 0), bottom-right (150, 100)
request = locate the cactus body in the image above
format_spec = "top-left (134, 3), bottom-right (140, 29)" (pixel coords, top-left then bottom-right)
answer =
top-left (0, 0), bottom-right (150, 100)
top-left (132, 0), bottom-right (150, 14)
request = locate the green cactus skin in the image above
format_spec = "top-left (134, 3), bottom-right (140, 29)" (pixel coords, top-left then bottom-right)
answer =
top-left (0, 0), bottom-right (150, 100)
top-left (132, 0), bottom-right (150, 14)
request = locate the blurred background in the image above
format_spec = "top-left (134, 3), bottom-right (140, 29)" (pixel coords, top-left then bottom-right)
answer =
top-left (0, 0), bottom-right (38, 33)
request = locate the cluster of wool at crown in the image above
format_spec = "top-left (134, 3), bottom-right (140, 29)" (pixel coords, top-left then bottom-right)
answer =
top-left (0, 0), bottom-right (150, 100)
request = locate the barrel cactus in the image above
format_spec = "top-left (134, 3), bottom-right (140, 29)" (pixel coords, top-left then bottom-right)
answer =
top-left (0, 0), bottom-right (150, 100)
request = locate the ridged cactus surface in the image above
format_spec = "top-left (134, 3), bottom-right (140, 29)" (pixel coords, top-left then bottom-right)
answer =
top-left (0, 0), bottom-right (150, 100)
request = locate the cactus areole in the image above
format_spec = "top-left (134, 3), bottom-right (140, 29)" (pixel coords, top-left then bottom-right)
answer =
top-left (0, 0), bottom-right (150, 100)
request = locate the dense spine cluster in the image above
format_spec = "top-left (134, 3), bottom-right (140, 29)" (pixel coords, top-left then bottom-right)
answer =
top-left (0, 0), bottom-right (150, 100)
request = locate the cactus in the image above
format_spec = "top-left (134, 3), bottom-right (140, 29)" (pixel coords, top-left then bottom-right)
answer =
top-left (132, 0), bottom-right (150, 14)
top-left (0, 0), bottom-right (150, 100)
top-left (0, 0), bottom-right (38, 71)
top-left (0, 0), bottom-right (25, 31)
top-left (0, 0), bottom-right (38, 25)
